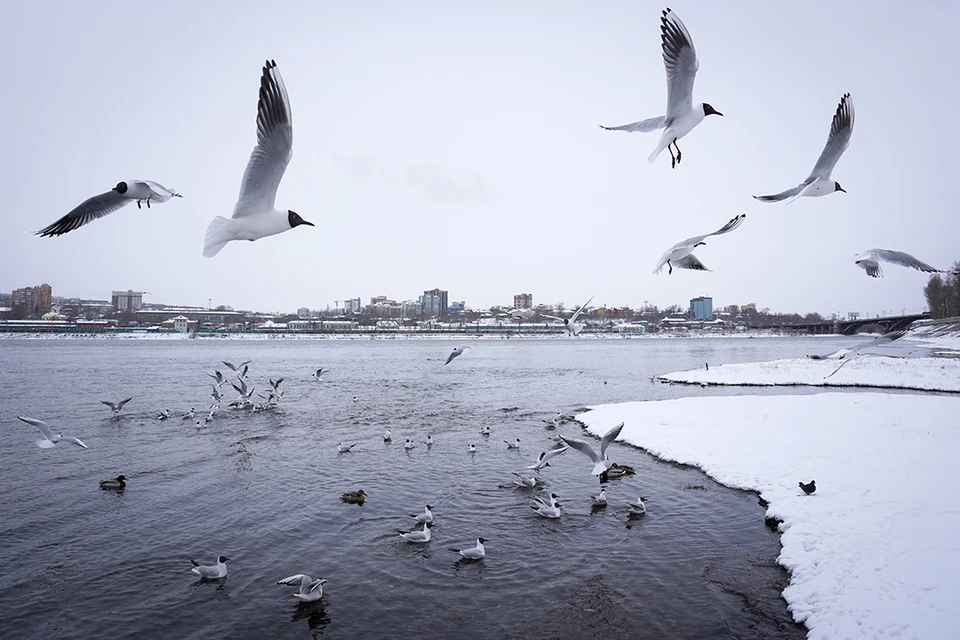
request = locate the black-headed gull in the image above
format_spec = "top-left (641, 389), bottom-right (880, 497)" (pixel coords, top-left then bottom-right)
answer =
top-left (542, 296), bottom-right (594, 336)
top-left (190, 555), bottom-right (229, 579)
top-left (277, 574), bottom-right (327, 602)
top-left (853, 249), bottom-right (948, 278)
top-left (18, 416), bottom-right (87, 449)
top-left (526, 445), bottom-right (569, 472)
top-left (531, 497), bottom-right (562, 519)
top-left (101, 397), bottom-right (133, 418)
top-left (337, 443), bottom-right (356, 453)
top-left (203, 60), bottom-right (313, 257)
top-left (208, 370), bottom-right (227, 387)
top-left (467, 443), bottom-right (477, 453)
top-left (559, 422), bottom-right (625, 477)
top-left (312, 368), bottom-right (326, 381)
top-left (383, 429), bottom-right (392, 442)
top-left (410, 505), bottom-right (434, 523)
top-left (404, 439), bottom-right (415, 450)
top-left (627, 498), bottom-right (647, 515)
top-left (600, 8), bottom-right (722, 168)
top-left (222, 360), bottom-right (251, 373)
top-left (504, 438), bottom-right (521, 449)
top-left (652, 214), bottom-right (745, 275)
top-left (512, 473), bottom-right (539, 488)
top-left (445, 346), bottom-right (470, 365)
top-left (755, 94), bottom-right (854, 203)
top-left (591, 488), bottom-right (608, 507)
top-left (36, 181), bottom-right (181, 237)
top-left (451, 538), bottom-right (487, 560)
top-left (399, 522), bottom-right (432, 543)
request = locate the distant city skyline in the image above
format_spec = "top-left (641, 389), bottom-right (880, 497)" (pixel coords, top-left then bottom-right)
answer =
top-left (0, 3), bottom-right (955, 317)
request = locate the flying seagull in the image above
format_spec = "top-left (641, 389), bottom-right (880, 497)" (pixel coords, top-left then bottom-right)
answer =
top-left (559, 422), bottom-right (625, 477)
top-left (18, 416), bottom-right (88, 449)
top-left (653, 214), bottom-right (745, 275)
top-left (807, 329), bottom-right (906, 360)
top-left (101, 397), bottom-right (133, 418)
top-left (190, 555), bottom-right (229, 579)
top-left (203, 60), bottom-right (313, 257)
top-left (445, 346), bottom-right (470, 365)
top-left (542, 296), bottom-right (595, 336)
top-left (600, 8), bottom-right (722, 168)
top-left (221, 360), bottom-right (251, 373)
top-left (854, 249), bottom-right (949, 278)
top-left (36, 181), bottom-right (181, 237)
top-left (526, 445), bottom-right (569, 472)
top-left (277, 574), bottom-right (327, 602)
top-left (754, 94), bottom-right (854, 203)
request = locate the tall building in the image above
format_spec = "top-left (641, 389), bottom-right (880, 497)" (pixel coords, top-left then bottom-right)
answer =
top-left (11, 283), bottom-right (52, 316)
top-left (690, 296), bottom-right (713, 320)
top-left (513, 293), bottom-right (533, 309)
top-left (112, 290), bottom-right (144, 312)
top-left (343, 298), bottom-right (362, 313)
top-left (420, 288), bottom-right (448, 318)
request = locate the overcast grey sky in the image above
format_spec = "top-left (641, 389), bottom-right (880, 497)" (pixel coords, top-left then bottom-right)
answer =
top-left (1, 1), bottom-right (955, 316)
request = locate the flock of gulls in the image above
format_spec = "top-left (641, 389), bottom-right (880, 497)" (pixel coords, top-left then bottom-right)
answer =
top-left (31, 9), bottom-right (953, 280)
top-left (16, 344), bottom-right (655, 603)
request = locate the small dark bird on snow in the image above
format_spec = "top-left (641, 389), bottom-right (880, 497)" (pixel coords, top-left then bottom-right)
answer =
top-left (799, 480), bottom-right (816, 495)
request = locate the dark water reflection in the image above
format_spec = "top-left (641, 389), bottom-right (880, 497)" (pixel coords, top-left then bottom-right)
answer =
top-left (0, 336), bottom-right (843, 638)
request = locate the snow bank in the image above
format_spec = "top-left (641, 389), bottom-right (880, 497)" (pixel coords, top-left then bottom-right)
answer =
top-left (578, 393), bottom-right (960, 640)
top-left (658, 356), bottom-right (960, 393)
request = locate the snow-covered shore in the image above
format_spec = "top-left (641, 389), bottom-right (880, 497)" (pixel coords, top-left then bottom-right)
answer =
top-left (659, 356), bottom-right (960, 393)
top-left (659, 320), bottom-right (960, 393)
top-left (578, 393), bottom-right (960, 640)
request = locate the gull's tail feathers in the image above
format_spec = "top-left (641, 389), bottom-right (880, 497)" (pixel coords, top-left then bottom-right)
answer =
top-left (203, 216), bottom-right (237, 258)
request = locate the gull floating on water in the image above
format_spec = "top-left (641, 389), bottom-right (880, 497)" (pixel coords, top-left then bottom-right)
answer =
top-left (36, 181), bottom-right (182, 237)
top-left (854, 249), bottom-right (950, 278)
top-left (451, 538), bottom-right (487, 560)
top-left (504, 438), bottom-right (521, 449)
top-left (383, 429), bottom-right (392, 442)
top-left (101, 397), bottom-right (133, 418)
top-left (404, 439), bottom-right (415, 450)
top-left (512, 473), bottom-right (539, 488)
top-left (627, 498), bottom-right (647, 515)
top-left (426, 435), bottom-right (434, 446)
top-left (480, 426), bottom-right (491, 436)
top-left (560, 422), bottom-right (625, 477)
top-left (532, 497), bottom-right (562, 519)
top-left (653, 214), bottom-right (745, 275)
top-left (467, 443), bottom-right (477, 453)
top-left (18, 416), bottom-right (88, 449)
top-left (157, 409), bottom-right (170, 421)
top-left (203, 60), bottom-right (313, 257)
top-left (600, 8), bottom-right (722, 168)
top-left (542, 296), bottom-right (594, 337)
top-left (182, 408), bottom-right (195, 420)
top-left (190, 555), bottom-right (229, 579)
top-left (277, 574), bottom-right (327, 602)
top-left (337, 443), bottom-right (356, 453)
top-left (99, 475), bottom-right (127, 490)
top-left (754, 94), bottom-right (854, 203)
top-left (591, 488), bottom-right (608, 507)
top-left (399, 522), bottom-right (432, 543)
top-left (410, 505), bottom-right (434, 524)
top-left (445, 346), bottom-right (470, 365)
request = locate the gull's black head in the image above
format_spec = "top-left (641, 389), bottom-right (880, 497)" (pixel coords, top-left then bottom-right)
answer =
top-left (478, 537), bottom-right (487, 544)
top-left (288, 210), bottom-right (315, 228)
top-left (426, 505), bottom-right (433, 510)
top-left (218, 556), bottom-right (230, 563)
top-left (702, 103), bottom-right (723, 117)
top-left (114, 181), bottom-right (128, 194)
top-left (834, 182), bottom-right (846, 193)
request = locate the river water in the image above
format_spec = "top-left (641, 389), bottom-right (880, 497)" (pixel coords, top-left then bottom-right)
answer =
top-left (0, 335), bottom-right (850, 638)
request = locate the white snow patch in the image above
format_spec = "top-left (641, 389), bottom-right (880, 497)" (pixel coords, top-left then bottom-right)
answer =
top-left (578, 393), bottom-right (960, 640)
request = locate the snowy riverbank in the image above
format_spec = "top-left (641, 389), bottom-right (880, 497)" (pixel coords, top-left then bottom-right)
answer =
top-left (578, 393), bottom-right (960, 640)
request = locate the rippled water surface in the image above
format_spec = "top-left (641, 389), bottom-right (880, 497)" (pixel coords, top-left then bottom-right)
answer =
top-left (0, 336), bottom-right (845, 638)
